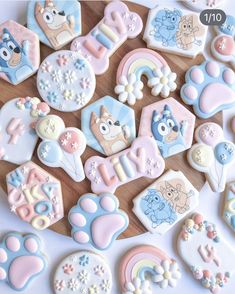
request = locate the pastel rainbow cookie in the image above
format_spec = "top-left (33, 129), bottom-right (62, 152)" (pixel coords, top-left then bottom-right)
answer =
top-left (119, 245), bottom-right (181, 293)
top-left (114, 48), bottom-right (177, 105)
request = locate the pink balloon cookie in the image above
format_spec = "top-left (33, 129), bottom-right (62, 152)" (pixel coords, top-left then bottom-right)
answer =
top-left (71, 1), bottom-right (143, 75)
top-left (0, 97), bottom-right (50, 165)
top-left (84, 136), bottom-right (165, 194)
top-left (36, 114), bottom-right (86, 182)
top-left (0, 20), bottom-right (40, 85)
top-left (119, 245), bottom-right (181, 293)
top-left (6, 161), bottom-right (64, 230)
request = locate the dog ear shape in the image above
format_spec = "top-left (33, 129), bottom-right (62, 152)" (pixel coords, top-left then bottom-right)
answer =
top-left (100, 105), bottom-right (109, 117)
top-left (2, 28), bottom-right (11, 41)
top-left (45, 0), bottom-right (54, 7)
top-left (90, 112), bottom-right (99, 125)
top-left (35, 2), bottom-right (44, 14)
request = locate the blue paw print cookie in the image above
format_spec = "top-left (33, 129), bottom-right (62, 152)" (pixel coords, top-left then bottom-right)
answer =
top-left (68, 193), bottom-right (129, 250)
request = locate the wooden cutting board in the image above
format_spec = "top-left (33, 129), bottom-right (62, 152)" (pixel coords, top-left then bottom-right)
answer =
top-left (0, 1), bottom-right (222, 238)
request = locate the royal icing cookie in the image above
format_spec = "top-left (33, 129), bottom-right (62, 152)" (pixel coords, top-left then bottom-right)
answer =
top-left (27, 0), bottom-right (81, 50)
top-left (6, 161), bottom-right (64, 230)
top-left (0, 231), bottom-right (46, 291)
top-left (81, 96), bottom-right (136, 156)
top-left (181, 61), bottom-right (235, 118)
top-left (69, 193), bottom-right (129, 250)
top-left (223, 181), bottom-right (235, 232)
top-left (138, 97), bottom-right (195, 158)
top-left (133, 170), bottom-right (199, 235)
top-left (0, 20), bottom-right (40, 85)
top-left (36, 114), bottom-right (86, 182)
top-left (119, 245), bottom-right (181, 293)
top-left (70, 1), bottom-right (143, 75)
top-left (84, 136), bottom-right (165, 194)
top-left (54, 251), bottom-right (112, 293)
top-left (37, 50), bottom-right (96, 112)
top-left (143, 6), bottom-right (207, 58)
top-left (0, 97), bottom-right (50, 165)
top-left (182, 0), bottom-right (226, 11)
top-left (178, 213), bottom-right (235, 293)
top-left (114, 48), bottom-right (177, 105)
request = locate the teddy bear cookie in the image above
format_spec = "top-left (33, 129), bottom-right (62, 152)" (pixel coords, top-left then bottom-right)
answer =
top-left (27, 0), bottom-right (81, 50)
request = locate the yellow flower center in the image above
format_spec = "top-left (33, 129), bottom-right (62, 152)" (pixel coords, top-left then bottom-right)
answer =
top-left (160, 76), bottom-right (168, 85)
top-left (125, 84), bottom-right (134, 93)
top-left (164, 271), bottom-right (171, 279)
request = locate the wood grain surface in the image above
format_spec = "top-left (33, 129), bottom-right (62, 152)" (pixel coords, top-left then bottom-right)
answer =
top-left (0, 1), bottom-right (222, 238)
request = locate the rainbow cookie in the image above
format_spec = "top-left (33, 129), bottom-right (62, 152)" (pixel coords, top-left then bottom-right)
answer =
top-left (119, 245), bottom-right (181, 293)
top-left (114, 48), bottom-right (177, 105)
top-left (71, 1), bottom-right (143, 75)
top-left (187, 122), bottom-right (235, 192)
top-left (223, 181), bottom-right (235, 232)
top-left (182, 0), bottom-right (226, 11)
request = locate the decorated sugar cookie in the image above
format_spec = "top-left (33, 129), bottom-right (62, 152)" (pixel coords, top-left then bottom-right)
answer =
top-left (27, 0), bottom-right (81, 50)
top-left (178, 213), bottom-right (235, 293)
top-left (139, 97), bottom-right (195, 158)
top-left (85, 136), bottom-right (165, 194)
top-left (6, 161), bottom-right (64, 230)
top-left (0, 97), bottom-right (50, 165)
top-left (114, 48), bottom-right (177, 105)
top-left (143, 6), bottom-right (207, 58)
top-left (71, 1), bottom-right (143, 75)
top-left (81, 96), bottom-right (136, 156)
top-left (36, 115), bottom-right (86, 182)
top-left (69, 193), bottom-right (129, 250)
top-left (181, 61), bottom-right (235, 118)
top-left (54, 251), bottom-right (112, 293)
top-left (0, 20), bottom-right (40, 85)
top-left (37, 50), bottom-right (96, 112)
top-left (182, 0), bottom-right (226, 11)
top-left (0, 232), bottom-right (46, 291)
top-left (119, 245), bottom-right (181, 293)
top-left (223, 181), bottom-right (235, 232)
top-left (133, 170), bottom-right (199, 235)
top-left (188, 122), bottom-right (235, 192)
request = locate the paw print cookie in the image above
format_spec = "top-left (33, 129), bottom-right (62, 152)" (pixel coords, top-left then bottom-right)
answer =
top-left (0, 232), bottom-right (46, 291)
top-left (69, 193), bottom-right (129, 250)
top-left (54, 251), bottom-right (112, 293)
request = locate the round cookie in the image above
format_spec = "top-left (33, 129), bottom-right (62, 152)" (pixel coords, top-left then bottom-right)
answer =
top-left (54, 251), bottom-right (112, 294)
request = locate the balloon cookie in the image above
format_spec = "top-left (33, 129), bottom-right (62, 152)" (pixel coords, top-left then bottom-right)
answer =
top-left (181, 61), bottom-right (235, 118)
top-left (0, 231), bottom-right (46, 291)
top-left (0, 97), bottom-right (50, 165)
top-left (36, 115), bottom-right (86, 182)
top-left (27, 0), bottom-right (81, 50)
top-left (85, 136), bottom-right (165, 194)
top-left (188, 122), bottom-right (235, 192)
top-left (69, 193), bottom-right (129, 250)
top-left (81, 95), bottom-right (136, 156)
top-left (143, 6), bottom-right (207, 58)
top-left (223, 181), bottom-right (235, 232)
top-left (133, 170), bottom-right (199, 235)
top-left (54, 251), bottom-right (112, 294)
top-left (6, 161), bottom-right (64, 230)
top-left (71, 1), bottom-right (143, 75)
top-left (37, 50), bottom-right (96, 112)
top-left (178, 213), bottom-right (235, 293)
top-left (114, 48), bottom-right (177, 105)
top-left (182, 0), bottom-right (226, 11)
top-left (0, 20), bottom-right (40, 85)
top-left (119, 245), bottom-right (181, 293)
top-left (139, 97), bottom-right (195, 158)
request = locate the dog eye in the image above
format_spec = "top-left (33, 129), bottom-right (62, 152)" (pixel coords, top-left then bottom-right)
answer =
top-left (7, 41), bottom-right (16, 51)
top-left (99, 123), bottom-right (109, 135)
top-left (52, 9), bottom-right (57, 15)
top-left (0, 47), bottom-right (11, 61)
top-left (107, 119), bottom-right (113, 125)
top-left (43, 12), bottom-right (53, 23)
top-left (166, 119), bottom-right (175, 128)
top-left (157, 122), bottom-right (168, 136)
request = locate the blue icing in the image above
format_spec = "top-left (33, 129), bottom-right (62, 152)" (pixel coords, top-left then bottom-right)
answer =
top-left (135, 65), bottom-right (155, 80)
top-left (218, 15), bottom-right (235, 36)
top-left (7, 168), bottom-right (24, 187)
top-left (38, 141), bottom-right (62, 164)
top-left (42, 182), bottom-right (59, 199)
top-left (214, 142), bottom-right (235, 165)
top-left (35, 200), bottom-right (53, 215)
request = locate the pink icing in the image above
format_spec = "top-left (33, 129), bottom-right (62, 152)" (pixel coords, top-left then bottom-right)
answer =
top-left (69, 212), bottom-right (87, 227)
top-left (190, 68), bottom-right (204, 84)
top-left (80, 198), bottom-right (97, 213)
top-left (6, 236), bottom-right (20, 252)
top-left (183, 85), bottom-right (198, 101)
top-left (73, 231), bottom-right (89, 244)
top-left (223, 69), bottom-right (235, 85)
top-left (59, 131), bottom-right (80, 154)
top-left (0, 267), bottom-right (6, 280)
top-left (197, 123), bottom-right (223, 146)
top-left (0, 248), bottom-right (7, 263)
top-left (215, 35), bottom-right (235, 55)
top-left (206, 61), bottom-right (220, 78)
top-left (24, 238), bottom-right (38, 254)
top-left (100, 196), bottom-right (116, 212)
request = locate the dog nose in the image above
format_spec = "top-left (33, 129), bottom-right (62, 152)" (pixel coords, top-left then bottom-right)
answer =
top-left (114, 121), bottom-right (120, 126)
top-left (14, 47), bottom-right (20, 54)
top-left (173, 125), bottom-right (178, 132)
top-left (59, 11), bottom-right (65, 16)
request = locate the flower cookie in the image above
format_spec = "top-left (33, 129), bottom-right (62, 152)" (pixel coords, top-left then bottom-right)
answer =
top-left (187, 122), bottom-right (235, 192)
top-left (133, 170), bottom-right (199, 235)
top-left (182, 0), bottom-right (226, 11)
top-left (84, 136), bottom-right (165, 194)
top-left (69, 193), bottom-right (129, 250)
top-left (6, 161), bottom-right (64, 230)
top-left (36, 114), bottom-right (86, 182)
top-left (223, 181), bottom-right (235, 232)
top-left (37, 50), bottom-right (96, 112)
top-left (0, 97), bottom-right (50, 164)
top-left (0, 20), bottom-right (40, 85)
top-left (139, 97), bottom-right (195, 158)
top-left (181, 61), bottom-right (235, 118)
top-left (143, 6), bottom-right (207, 58)
top-left (114, 48), bottom-right (177, 105)
top-left (178, 213), bottom-right (235, 293)
top-left (119, 245), bottom-right (181, 293)
top-left (81, 96), bottom-right (136, 156)
top-left (0, 231), bottom-right (46, 291)
top-left (54, 251), bottom-right (112, 293)
top-left (71, 1), bottom-right (143, 75)
top-left (27, 0), bottom-right (81, 50)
